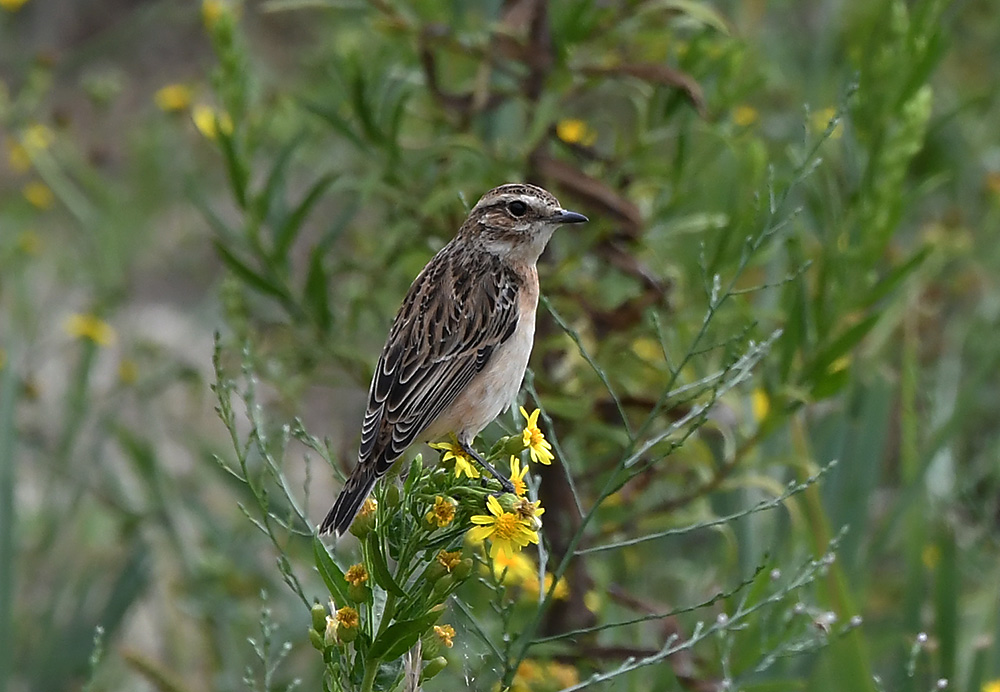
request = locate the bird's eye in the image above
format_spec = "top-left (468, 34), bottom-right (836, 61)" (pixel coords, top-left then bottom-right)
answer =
top-left (507, 200), bottom-right (528, 217)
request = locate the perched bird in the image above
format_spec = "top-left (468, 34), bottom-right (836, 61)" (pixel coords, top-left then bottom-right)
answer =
top-left (320, 183), bottom-right (587, 537)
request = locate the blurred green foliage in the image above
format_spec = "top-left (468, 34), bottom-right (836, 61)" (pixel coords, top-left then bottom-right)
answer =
top-left (2, 0), bottom-right (1000, 690)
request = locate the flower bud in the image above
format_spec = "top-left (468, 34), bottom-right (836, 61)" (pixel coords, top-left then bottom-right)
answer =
top-left (349, 512), bottom-right (373, 538)
top-left (337, 623), bottom-right (359, 643)
top-left (424, 561), bottom-right (447, 583)
top-left (348, 583), bottom-right (371, 603)
top-left (501, 435), bottom-right (528, 456)
top-left (496, 493), bottom-right (520, 513)
top-left (385, 484), bottom-right (401, 507)
top-left (408, 453), bottom-right (423, 480)
top-left (453, 558), bottom-right (474, 581)
top-left (421, 632), bottom-right (440, 659)
top-left (310, 601), bottom-right (327, 632)
top-left (421, 656), bottom-right (448, 681)
top-left (432, 574), bottom-right (455, 596)
top-left (309, 627), bottom-right (325, 651)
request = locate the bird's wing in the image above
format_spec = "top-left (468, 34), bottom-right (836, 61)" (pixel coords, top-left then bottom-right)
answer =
top-left (359, 248), bottom-right (521, 475)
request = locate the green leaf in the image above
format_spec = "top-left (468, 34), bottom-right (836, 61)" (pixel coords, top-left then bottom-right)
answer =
top-left (274, 172), bottom-right (337, 261)
top-left (302, 99), bottom-right (365, 149)
top-left (638, 0), bottom-right (731, 34)
top-left (314, 537), bottom-right (351, 605)
top-left (934, 524), bottom-right (958, 681)
top-left (0, 360), bottom-right (18, 682)
top-left (861, 245), bottom-right (930, 310)
top-left (367, 606), bottom-right (444, 661)
top-left (348, 63), bottom-right (383, 144)
top-left (303, 250), bottom-right (332, 334)
top-left (190, 191), bottom-right (235, 240)
top-left (212, 240), bottom-right (290, 303)
top-left (366, 533), bottom-right (406, 597)
top-left (802, 313), bottom-right (880, 388)
top-left (258, 132), bottom-right (305, 233)
top-left (216, 129), bottom-right (249, 210)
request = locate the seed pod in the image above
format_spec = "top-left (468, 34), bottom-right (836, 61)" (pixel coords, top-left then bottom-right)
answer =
top-left (421, 656), bottom-right (448, 681)
top-left (348, 583), bottom-right (371, 603)
top-left (311, 602), bottom-right (327, 632)
top-left (432, 574), bottom-right (455, 596)
top-left (309, 628), bottom-right (325, 651)
top-left (453, 558), bottom-right (474, 581)
top-left (385, 484), bottom-right (401, 507)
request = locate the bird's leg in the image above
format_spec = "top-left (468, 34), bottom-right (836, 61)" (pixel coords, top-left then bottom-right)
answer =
top-left (458, 438), bottom-right (517, 494)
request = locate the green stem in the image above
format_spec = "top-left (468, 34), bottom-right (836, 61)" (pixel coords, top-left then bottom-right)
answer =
top-left (360, 659), bottom-right (379, 692)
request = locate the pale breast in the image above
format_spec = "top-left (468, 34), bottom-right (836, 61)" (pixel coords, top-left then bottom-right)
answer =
top-left (423, 265), bottom-right (539, 442)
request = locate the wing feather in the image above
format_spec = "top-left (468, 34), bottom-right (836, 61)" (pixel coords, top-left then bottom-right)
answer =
top-left (357, 245), bottom-right (521, 475)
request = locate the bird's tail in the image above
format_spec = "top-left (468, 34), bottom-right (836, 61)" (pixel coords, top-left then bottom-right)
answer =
top-left (320, 465), bottom-right (379, 537)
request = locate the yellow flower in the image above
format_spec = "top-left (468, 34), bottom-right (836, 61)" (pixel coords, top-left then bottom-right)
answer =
top-left (430, 437), bottom-right (480, 479)
top-left (201, 0), bottom-right (224, 29)
top-left (433, 624), bottom-right (455, 648)
top-left (810, 107), bottom-right (842, 139)
top-left (509, 456), bottom-right (529, 496)
top-left (489, 551), bottom-right (535, 585)
top-left (436, 550), bottom-right (463, 572)
top-left (22, 123), bottom-right (53, 152)
top-left (986, 172), bottom-right (1000, 197)
top-left (22, 181), bottom-right (54, 209)
top-left (556, 119), bottom-right (597, 146)
top-left (426, 495), bottom-right (457, 528)
top-left (345, 563), bottom-right (369, 586)
top-left (359, 497), bottom-right (377, 517)
top-left (64, 313), bottom-right (117, 346)
top-left (0, 0), bottom-right (29, 12)
top-left (510, 660), bottom-right (543, 692)
top-left (631, 336), bottom-right (661, 362)
top-left (336, 606), bottom-right (359, 629)
top-left (982, 679), bottom-right (1000, 692)
top-left (520, 571), bottom-right (568, 601)
top-left (751, 388), bottom-right (770, 422)
top-left (155, 84), bottom-right (193, 113)
top-left (118, 358), bottom-right (139, 385)
top-left (468, 495), bottom-right (539, 559)
top-left (520, 407), bottom-right (554, 465)
top-left (547, 661), bottom-right (579, 688)
top-left (828, 355), bottom-right (850, 374)
top-left (192, 104), bottom-right (233, 139)
top-left (922, 544), bottom-right (940, 570)
top-left (17, 230), bottom-right (41, 256)
top-left (733, 105), bottom-right (759, 127)
top-left (6, 138), bottom-right (30, 172)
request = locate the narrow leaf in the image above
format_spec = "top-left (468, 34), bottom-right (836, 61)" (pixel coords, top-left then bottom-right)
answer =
top-left (212, 240), bottom-right (290, 303)
top-left (803, 313), bottom-right (880, 386)
top-left (259, 133), bottom-right (305, 231)
top-left (216, 130), bottom-right (249, 210)
top-left (368, 607), bottom-right (444, 661)
top-left (274, 172), bottom-right (337, 260)
top-left (304, 250), bottom-right (332, 334)
top-left (366, 534), bottom-right (406, 597)
top-left (313, 538), bottom-right (351, 605)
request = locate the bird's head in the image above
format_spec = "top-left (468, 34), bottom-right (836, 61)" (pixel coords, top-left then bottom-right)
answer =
top-left (459, 183), bottom-right (588, 262)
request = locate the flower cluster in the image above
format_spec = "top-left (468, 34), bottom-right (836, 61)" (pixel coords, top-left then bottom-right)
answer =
top-left (308, 407), bottom-right (558, 690)
top-left (463, 407), bottom-right (554, 558)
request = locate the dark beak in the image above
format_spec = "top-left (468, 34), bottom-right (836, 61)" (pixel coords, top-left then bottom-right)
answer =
top-left (553, 209), bottom-right (588, 224)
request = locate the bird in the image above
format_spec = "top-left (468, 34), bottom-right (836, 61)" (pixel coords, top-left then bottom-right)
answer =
top-left (319, 183), bottom-right (588, 537)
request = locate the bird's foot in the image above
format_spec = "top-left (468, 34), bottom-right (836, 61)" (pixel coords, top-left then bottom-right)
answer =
top-left (459, 438), bottom-right (516, 495)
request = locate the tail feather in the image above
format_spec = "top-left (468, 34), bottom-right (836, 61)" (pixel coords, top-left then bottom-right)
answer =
top-left (320, 466), bottom-right (379, 537)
